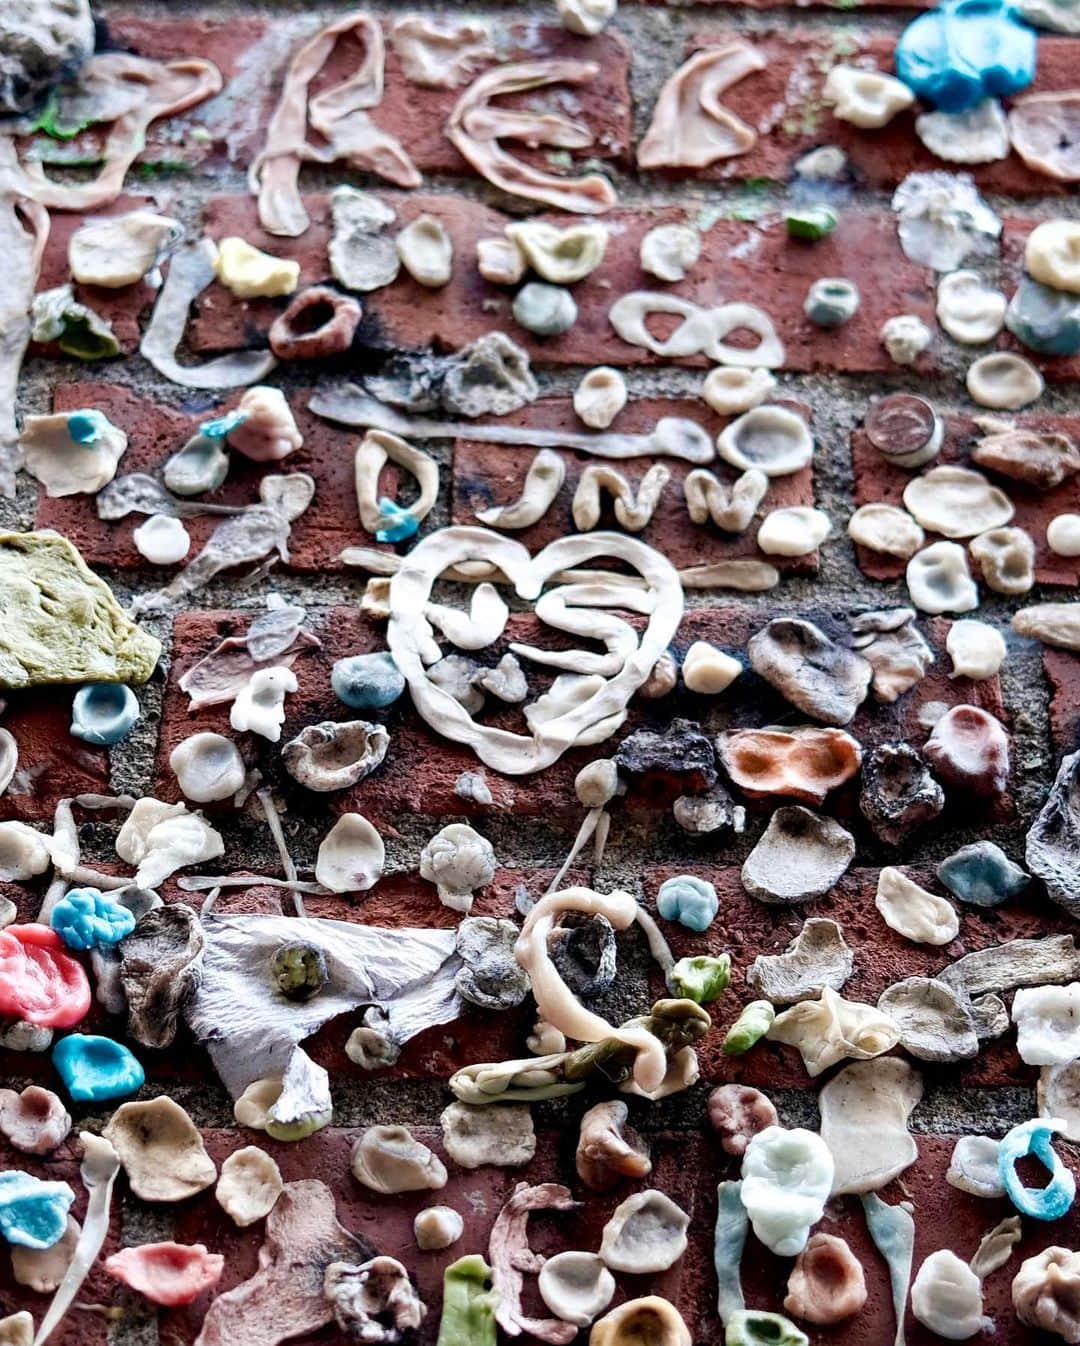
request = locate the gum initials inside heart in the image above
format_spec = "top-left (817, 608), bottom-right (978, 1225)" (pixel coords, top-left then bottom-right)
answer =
top-left (387, 526), bottom-right (684, 775)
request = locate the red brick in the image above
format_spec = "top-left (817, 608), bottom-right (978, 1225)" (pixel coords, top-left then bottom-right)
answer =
top-left (676, 607), bottom-right (1007, 758)
top-left (852, 411), bottom-right (1080, 588)
top-left (40, 383), bottom-right (814, 579)
top-left (159, 606), bottom-right (632, 827)
top-left (646, 860), bottom-right (1061, 1091)
top-left (689, 31), bottom-right (1080, 197)
top-left (139, 1127), bottom-right (1080, 1346)
top-left (702, 1135), bottom-right (1080, 1346)
top-left (37, 383), bottom-right (382, 574)
top-left (0, 691), bottom-right (110, 824)
top-left (189, 193), bottom-right (932, 373)
top-left (298, 865), bottom-right (585, 932)
top-left (158, 604), bottom-right (1002, 832)
top-left (153, 1122), bottom-right (1080, 1346)
top-left (1045, 648), bottom-right (1080, 753)
top-left (451, 399), bottom-right (817, 572)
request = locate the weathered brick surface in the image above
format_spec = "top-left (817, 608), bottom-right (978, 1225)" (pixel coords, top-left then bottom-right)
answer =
top-left (30, 206), bottom-right (1077, 388)
top-left (186, 193), bottom-right (934, 373)
top-left (729, 1136), bottom-right (1080, 1346)
top-left (451, 399), bottom-right (817, 572)
top-left (0, 693), bottom-right (110, 824)
top-left (164, 1127), bottom-right (709, 1346)
top-left (158, 605), bottom-right (997, 833)
top-left (647, 862), bottom-right (1064, 1090)
top-left (38, 382), bottom-right (377, 573)
top-left (33, 16), bottom-right (630, 177)
top-left (161, 606), bottom-right (626, 826)
top-left (154, 1126), bottom-right (1080, 1346)
top-left (33, 199), bottom-right (1079, 387)
top-left (689, 31), bottom-right (1080, 196)
top-left (1045, 648), bottom-right (1080, 754)
top-left (852, 411), bottom-right (1080, 588)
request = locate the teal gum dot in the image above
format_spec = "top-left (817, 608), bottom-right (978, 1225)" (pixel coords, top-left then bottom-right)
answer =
top-left (67, 411), bottom-right (102, 444)
top-left (200, 409), bottom-right (247, 438)
top-left (375, 498), bottom-right (420, 543)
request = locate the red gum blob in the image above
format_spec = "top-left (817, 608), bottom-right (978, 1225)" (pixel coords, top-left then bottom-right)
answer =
top-left (105, 1242), bottom-right (225, 1306)
top-left (0, 925), bottom-right (91, 1028)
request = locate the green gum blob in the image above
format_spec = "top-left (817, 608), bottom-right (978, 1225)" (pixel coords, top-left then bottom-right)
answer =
top-left (723, 1000), bottom-right (775, 1055)
top-left (785, 205), bottom-right (839, 241)
top-left (28, 90), bottom-right (92, 140)
top-left (725, 1309), bottom-right (809, 1346)
top-left (263, 1105), bottom-right (333, 1143)
top-left (436, 1255), bottom-right (499, 1346)
top-left (55, 312), bottom-right (120, 360)
top-left (668, 954), bottom-right (731, 1004)
top-left (270, 941), bottom-right (328, 1002)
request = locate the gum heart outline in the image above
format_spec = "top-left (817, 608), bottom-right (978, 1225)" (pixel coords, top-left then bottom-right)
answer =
top-left (387, 526), bottom-right (683, 774)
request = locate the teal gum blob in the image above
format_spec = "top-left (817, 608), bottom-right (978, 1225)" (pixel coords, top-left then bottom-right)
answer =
top-left (70, 682), bottom-right (140, 745)
top-left (52, 1033), bottom-right (145, 1103)
top-left (715, 1180), bottom-right (749, 1325)
top-left (375, 498), bottom-right (420, 543)
top-left (937, 840), bottom-right (1030, 906)
top-left (1006, 276), bottom-right (1080, 355)
top-left (201, 409), bottom-right (247, 438)
top-left (804, 278), bottom-right (860, 327)
top-left (998, 1117), bottom-right (1076, 1220)
top-left (0, 1171), bottom-right (75, 1249)
top-left (656, 874), bottom-right (719, 932)
top-left (331, 651), bottom-right (406, 710)
top-left (896, 0), bottom-right (1037, 112)
top-left (51, 887), bottom-right (137, 951)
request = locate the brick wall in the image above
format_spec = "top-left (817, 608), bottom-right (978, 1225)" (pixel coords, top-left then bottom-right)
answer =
top-left (3, 1), bottom-right (1080, 1342)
